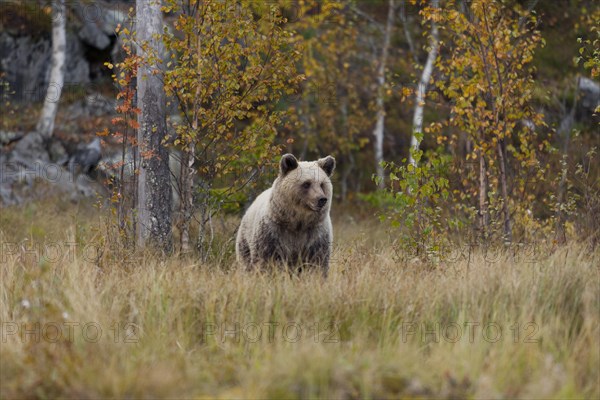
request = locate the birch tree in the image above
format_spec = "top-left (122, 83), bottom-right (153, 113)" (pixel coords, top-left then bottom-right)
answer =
top-left (408, 0), bottom-right (439, 167)
top-left (161, 0), bottom-right (302, 256)
top-left (437, 0), bottom-right (544, 242)
top-left (36, 0), bottom-right (66, 139)
top-left (373, 0), bottom-right (395, 189)
top-left (554, 77), bottom-right (579, 244)
top-left (136, 0), bottom-right (172, 252)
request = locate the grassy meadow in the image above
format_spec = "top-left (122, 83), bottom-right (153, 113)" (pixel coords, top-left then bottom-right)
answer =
top-left (0, 198), bottom-right (599, 399)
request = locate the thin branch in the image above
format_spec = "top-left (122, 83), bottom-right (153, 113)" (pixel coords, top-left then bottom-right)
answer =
top-left (398, 0), bottom-right (418, 64)
top-left (350, 5), bottom-right (385, 34)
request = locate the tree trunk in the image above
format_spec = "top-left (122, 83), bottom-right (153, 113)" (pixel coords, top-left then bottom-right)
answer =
top-left (373, 0), bottom-right (395, 189)
top-left (408, 0), bottom-right (439, 167)
top-left (478, 149), bottom-right (489, 241)
top-left (179, 145), bottom-right (195, 253)
top-left (178, 32), bottom-right (202, 255)
top-left (36, 0), bottom-right (66, 139)
top-left (339, 95), bottom-right (353, 201)
top-left (555, 76), bottom-right (579, 244)
top-left (136, 0), bottom-right (173, 252)
top-left (497, 139), bottom-right (512, 242)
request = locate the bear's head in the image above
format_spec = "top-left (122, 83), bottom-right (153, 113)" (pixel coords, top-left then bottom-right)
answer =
top-left (272, 153), bottom-right (336, 223)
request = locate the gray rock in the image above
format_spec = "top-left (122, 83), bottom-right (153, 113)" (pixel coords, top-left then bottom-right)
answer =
top-left (101, 8), bottom-right (128, 36)
top-left (0, 133), bottom-right (105, 206)
top-left (74, 2), bottom-right (112, 50)
top-left (1, 132), bottom-right (48, 205)
top-left (72, 2), bottom-right (128, 36)
top-left (49, 140), bottom-right (69, 165)
top-left (0, 32), bottom-right (90, 102)
top-left (65, 92), bottom-right (116, 120)
top-left (0, 32), bottom-right (51, 102)
top-left (12, 132), bottom-right (49, 164)
top-left (69, 137), bottom-right (102, 174)
top-left (78, 22), bottom-right (111, 50)
top-left (85, 92), bottom-right (116, 115)
top-left (0, 131), bottom-right (24, 146)
top-left (578, 76), bottom-right (600, 117)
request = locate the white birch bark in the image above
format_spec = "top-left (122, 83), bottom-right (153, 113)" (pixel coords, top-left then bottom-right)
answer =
top-left (373, 0), bottom-right (395, 189)
top-left (408, 0), bottom-right (439, 167)
top-left (36, 0), bottom-right (66, 138)
top-left (136, 0), bottom-right (173, 252)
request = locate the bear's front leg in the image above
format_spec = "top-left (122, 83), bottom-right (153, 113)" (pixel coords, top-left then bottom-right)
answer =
top-left (253, 223), bottom-right (285, 269)
top-left (306, 235), bottom-right (331, 276)
top-left (237, 237), bottom-right (252, 269)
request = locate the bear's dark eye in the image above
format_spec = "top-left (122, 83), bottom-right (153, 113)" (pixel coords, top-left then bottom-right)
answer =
top-left (302, 181), bottom-right (311, 189)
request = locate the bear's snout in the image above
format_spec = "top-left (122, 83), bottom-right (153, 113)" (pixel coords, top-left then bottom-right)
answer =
top-left (317, 197), bottom-right (328, 208)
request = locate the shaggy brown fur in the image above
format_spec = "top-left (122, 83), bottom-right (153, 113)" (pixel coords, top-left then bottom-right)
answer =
top-left (236, 154), bottom-right (335, 274)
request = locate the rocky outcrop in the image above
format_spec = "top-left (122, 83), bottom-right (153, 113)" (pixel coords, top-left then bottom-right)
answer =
top-left (578, 77), bottom-right (600, 121)
top-left (78, 19), bottom-right (111, 50)
top-left (0, 31), bottom-right (90, 102)
top-left (0, 132), bottom-right (105, 205)
top-left (0, 1), bottom-right (128, 103)
top-left (0, 131), bottom-right (24, 146)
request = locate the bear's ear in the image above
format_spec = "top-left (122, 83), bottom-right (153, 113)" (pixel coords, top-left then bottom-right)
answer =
top-left (280, 153), bottom-right (298, 175)
top-left (318, 156), bottom-right (336, 177)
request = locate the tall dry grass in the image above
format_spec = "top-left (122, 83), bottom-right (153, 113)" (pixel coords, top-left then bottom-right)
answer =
top-left (0, 199), bottom-right (598, 398)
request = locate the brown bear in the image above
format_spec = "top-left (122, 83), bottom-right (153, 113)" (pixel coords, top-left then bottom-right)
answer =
top-left (235, 153), bottom-right (335, 275)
